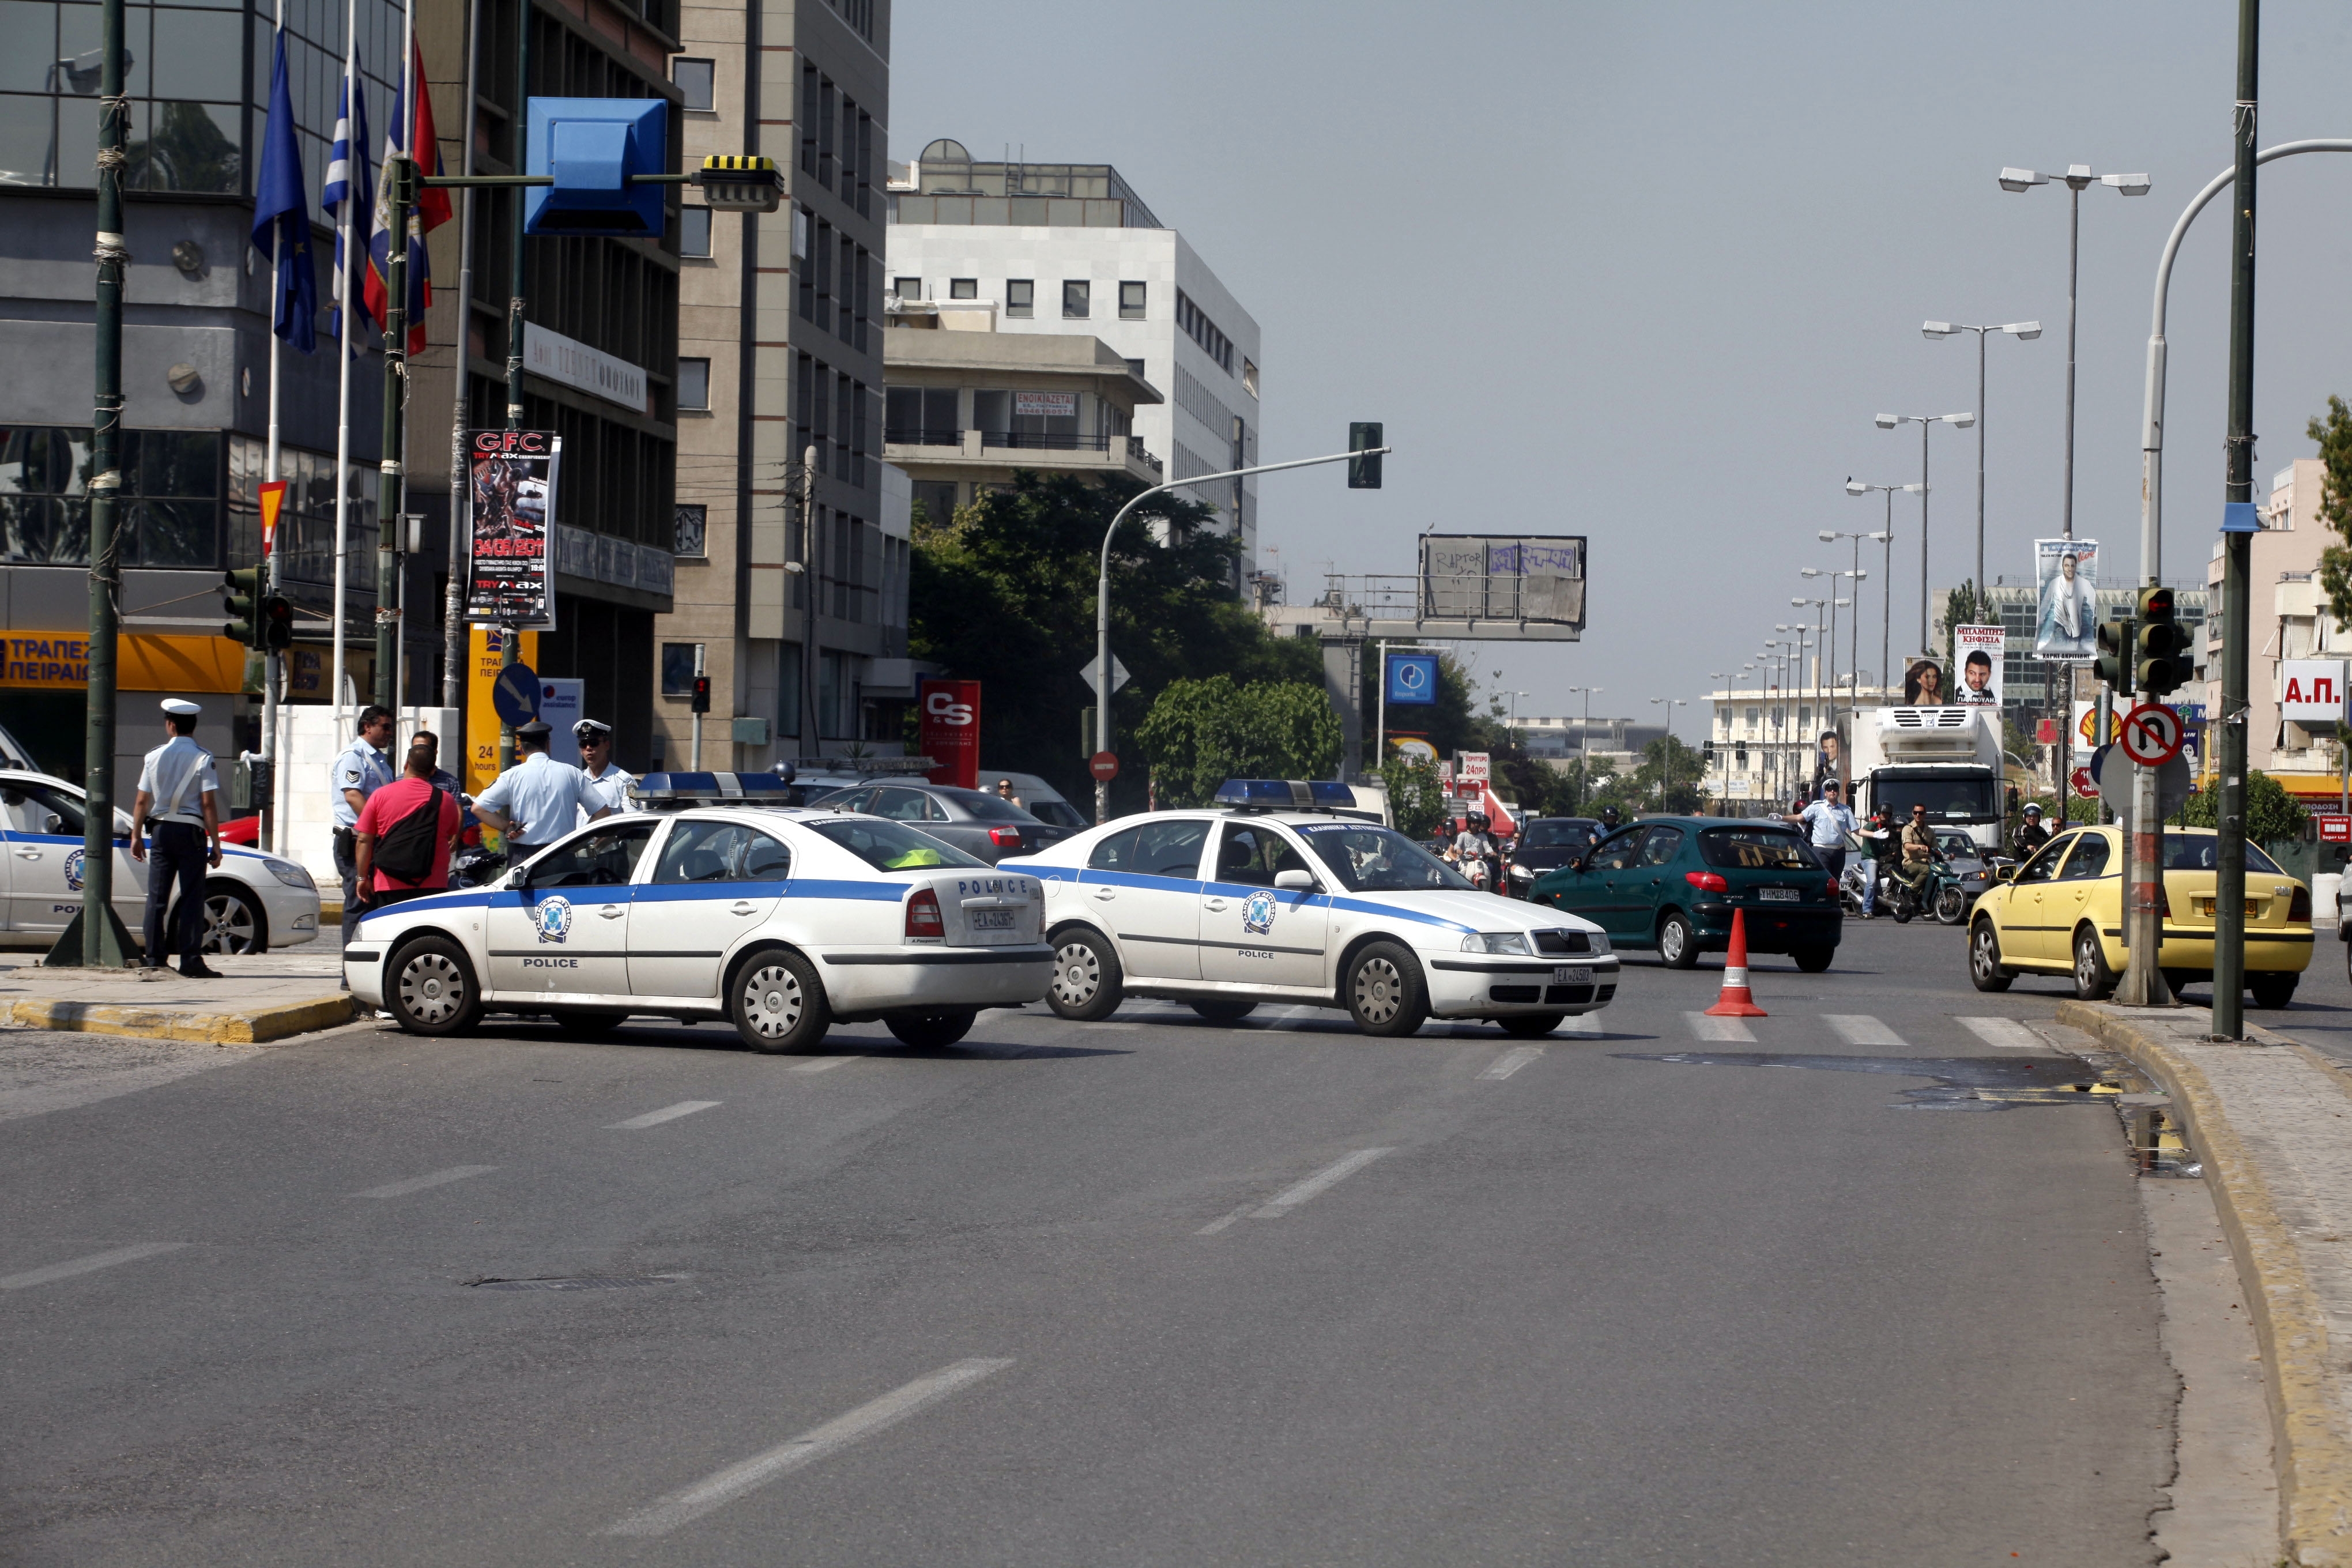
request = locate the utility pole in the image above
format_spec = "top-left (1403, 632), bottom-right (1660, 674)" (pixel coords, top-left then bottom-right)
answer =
top-left (443, 0), bottom-right (480, 709)
top-left (495, 0), bottom-right (531, 776)
top-left (801, 446), bottom-right (819, 759)
top-left (375, 149), bottom-right (408, 713)
top-left (2213, 0), bottom-right (2261, 1040)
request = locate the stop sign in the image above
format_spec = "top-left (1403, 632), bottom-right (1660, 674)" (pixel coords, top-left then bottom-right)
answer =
top-left (1090, 750), bottom-right (1120, 782)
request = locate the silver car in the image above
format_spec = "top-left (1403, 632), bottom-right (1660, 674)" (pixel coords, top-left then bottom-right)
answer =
top-left (809, 781), bottom-right (1076, 865)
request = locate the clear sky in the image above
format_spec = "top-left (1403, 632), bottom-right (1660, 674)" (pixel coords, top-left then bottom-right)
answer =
top-left (889, 0), bottom-right (2352, 731)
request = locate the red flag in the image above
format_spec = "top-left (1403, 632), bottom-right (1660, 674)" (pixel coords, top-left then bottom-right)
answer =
top-left (361, 39), bottom-right (450, 354)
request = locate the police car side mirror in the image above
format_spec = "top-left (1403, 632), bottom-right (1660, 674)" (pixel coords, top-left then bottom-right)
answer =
top-left (503, 865), bottom-right (532, 890)
top-left (1275, 868), bottom-right (1316, 892)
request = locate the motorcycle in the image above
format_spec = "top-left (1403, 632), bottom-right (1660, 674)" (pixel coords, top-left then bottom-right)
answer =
top-left (1882, 857), bottom-right (1973, 925)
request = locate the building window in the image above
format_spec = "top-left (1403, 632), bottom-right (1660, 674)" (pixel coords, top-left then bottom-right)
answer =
top-left (1005, 279), bottom-right (1034, 318)
top-left (661, 643), bottom-right (700, 696)
top-left (672, 58), bottom-right (715, 111)
top-left (1062, 280), bottom-right (1091, 319)
top-left (1118, 281), bottom-right (1145, 319)
top-left (911, 480), bottom-right (958, 526)
top-left (674, 504), bottom-right (707, 558)
top-left (1125, 357), bottom-right (1146, 381)
top-left (894, 276), bottom-right (921, 299)
top-left (1242, 357), bottom-right (1258, 398)
top-left (680, 207), bottom-right (712, 258)
top-left (949, 278), bottom-right (977, 300)
top-left (1176, 289), bottom-right (1235, 374)
top-left (678, 358), bottom-right (711, 411)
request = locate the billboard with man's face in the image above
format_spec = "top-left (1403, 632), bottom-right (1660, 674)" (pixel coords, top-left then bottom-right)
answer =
top-left (1954, 624), bottom-right (2004, 708)
top-left (2034, 538), bottom-right (2098, 659)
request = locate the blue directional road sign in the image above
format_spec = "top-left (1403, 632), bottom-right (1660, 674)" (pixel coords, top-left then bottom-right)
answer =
top-left (1386, 652), bottom-right (1438, 706)
top-left (491, 661), bottom-right (542, 726)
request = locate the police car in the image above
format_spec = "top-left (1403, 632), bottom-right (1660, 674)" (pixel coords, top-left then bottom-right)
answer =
top-left (0, 768), bottom-right (320, 953)
top-left (341, 772), bottom-right (1053, 1051)
top-left (1001, 779), bottom-right (1620, 1036)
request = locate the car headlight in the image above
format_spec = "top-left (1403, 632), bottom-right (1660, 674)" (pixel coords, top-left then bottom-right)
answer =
top-left (1461, 932), bottom-right (1531, 955)
top-left (265, 859), bottom-right (314, 889)
top-left (1509, 862), bottom-right (1532, 877)
top-left (1585, 931), bottom-right (1612, 955)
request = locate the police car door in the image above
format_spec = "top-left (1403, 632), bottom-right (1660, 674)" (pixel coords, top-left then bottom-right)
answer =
top-left (1199, 822), bottom-right (1329, 990)
top-left (0, 781), bottom-right (142, 935)
top-left (1079, 816), bottom-right (1209, 980)
top-left (628, 817), bottom-right (791, 1001)
top-left (484, 820), bottom-right (656, 999)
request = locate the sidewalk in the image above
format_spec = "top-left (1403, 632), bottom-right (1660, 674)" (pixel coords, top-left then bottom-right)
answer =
top-left (0, 944), bottom-right (356, 1044)
top-left (2059, 998), bottom-right (2352, 1566)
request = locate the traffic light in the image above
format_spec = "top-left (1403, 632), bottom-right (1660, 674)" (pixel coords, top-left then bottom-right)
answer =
top-left (1348, 421), bottom-right (1383, 489)
top-left (222, 568), bottom-right (261, 648)
top-left (690, 674), bottom-right (712, 714)
top-left (262, 595), bottom-right (294, 652)
top-left (2136, 584), bottom-right (2192, 698)
top-left (2093, 610), bottom-right (2134, 695)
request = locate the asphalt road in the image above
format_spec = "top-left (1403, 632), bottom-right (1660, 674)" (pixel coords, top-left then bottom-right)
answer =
top-left (1, 916), bottom-right (2183, 1566)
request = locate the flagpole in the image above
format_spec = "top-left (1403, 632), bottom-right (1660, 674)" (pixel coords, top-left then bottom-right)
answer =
top-left (259, 0), bottom-right (284, 854)
top-left (373, 0), bottom-right (413, 714)
top-left (330, 10), bottom-right (355, 750)
top-left (443, 0), bottom-right (479, 713)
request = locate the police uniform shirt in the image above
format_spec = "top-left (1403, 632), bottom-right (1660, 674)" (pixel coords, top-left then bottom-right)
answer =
top-left (476, 753), bottom-right (596, 846)
top-left (137, 735), bottom-right (218, 827)
top-left (330, 737), bottom-right (395, 828)
top-left (581, 762), bottom-right (639, 824)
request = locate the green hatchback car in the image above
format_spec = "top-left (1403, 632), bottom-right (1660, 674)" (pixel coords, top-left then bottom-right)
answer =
top-left (1527, 816), bottom-right (1844, 971)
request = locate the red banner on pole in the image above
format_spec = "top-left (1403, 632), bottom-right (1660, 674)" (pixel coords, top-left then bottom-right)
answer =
top-left (919, 678), bottom-right (981, 790)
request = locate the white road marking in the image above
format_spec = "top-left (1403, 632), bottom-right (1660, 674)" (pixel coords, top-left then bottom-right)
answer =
top-left (1686, 1012), bottom-right (1756, 1043)
top-left (0, 1054), bottom-right (261, 1124)
top-left (1825, 1015), bottom-right (1908, 1048)
top-left (1250, 1147), bottom-right (1394, 1219)
top-left (603, 1358), bottom-right (1015, 1537)
top-left (608, 1100), bottom-right (722, 1129)
top-left (0, 1241), bottom-right (187, 1291)
top-left (1081, 1022), bottom-right (1140, 1031)
top-left (352, 1165), bottom-right (499, 1200)
top-left (1957, 1016), bottom-right (2045, 1049)
top-left (788, 1057), bottom-right (856, 1073)
top-left (1480, 1045), bottom-right (1545, 1080)
top-left (1195, 1207), bottom-right (1253, 1235)
top-left (1559, 1013), bottom-right (1602, 1035)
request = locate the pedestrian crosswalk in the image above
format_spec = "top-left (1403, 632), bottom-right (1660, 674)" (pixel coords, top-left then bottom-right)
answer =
top-left (1825, 1015), bottom-right (1908, 1047)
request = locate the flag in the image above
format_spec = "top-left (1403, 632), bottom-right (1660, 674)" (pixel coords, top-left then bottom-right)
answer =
top-left (364, 39), bottom-right (451, 355)
top-left (323, 50), bottom-right (374, 357)
top-left (250, 30), bottom-right (317, 353)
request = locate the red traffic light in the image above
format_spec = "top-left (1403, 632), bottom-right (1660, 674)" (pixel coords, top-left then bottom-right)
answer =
top-left (690, 674), bottom-right (712, 714)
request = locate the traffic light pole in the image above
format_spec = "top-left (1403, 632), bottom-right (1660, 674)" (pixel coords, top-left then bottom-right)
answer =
top-left (376, 153), bottom-right (409, 717)
top-left (2212, 0), bottom-right (2260, 1041)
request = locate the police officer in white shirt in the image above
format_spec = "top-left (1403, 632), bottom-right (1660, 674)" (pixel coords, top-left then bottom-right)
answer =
top-left (474, 718), bottom-right (610, 860)
top-left (127, 698), bottom-right (223, 977)
top-left (330, 704), bottom-right (396, 943)
top-left (574, 718), bottom-right (638, 823)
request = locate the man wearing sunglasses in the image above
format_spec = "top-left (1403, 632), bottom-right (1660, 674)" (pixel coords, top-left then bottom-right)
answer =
top-left (574, 718), bottom-right (640, 826)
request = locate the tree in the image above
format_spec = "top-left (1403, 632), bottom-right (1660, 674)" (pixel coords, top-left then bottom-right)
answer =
top-left (2176, 768), bottom-right (2310, 845)
top-left (2308, 395), bottom-right (2352, 627)
top-left (1943, 581), bottom-right (1992, 659)
top-left (1134, 676), bottom-right (1343, 808)
top-left (1627, 734), bottom-right (1706, 814)
top-left (1380, 757), bottom-right (1446, 839)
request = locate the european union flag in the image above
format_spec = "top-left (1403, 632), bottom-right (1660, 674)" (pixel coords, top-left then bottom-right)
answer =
top-left (250, 29), bottom-right (316, 353)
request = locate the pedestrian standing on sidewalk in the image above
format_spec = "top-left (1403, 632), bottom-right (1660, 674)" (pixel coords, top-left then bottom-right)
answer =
top-left (1796, 779), bottom-right (1857, 885)
top-left (127, 698), bottom-right (223, 978)
top-left (353, 733), bottom-right (463, 913)
top-left (330, 705), bottom-right (396, 944)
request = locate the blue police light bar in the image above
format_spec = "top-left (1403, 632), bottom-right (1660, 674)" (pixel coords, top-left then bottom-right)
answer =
top-left (526, 97), bottom-right (666, 237)
top-left (1213, 779), bottom-right (1358, 811)
top-left (631, 772), bottom-right (806, 807)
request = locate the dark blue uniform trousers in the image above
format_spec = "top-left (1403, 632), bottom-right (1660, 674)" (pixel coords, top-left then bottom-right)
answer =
top-left (143, 820), bottom-right (208, 968)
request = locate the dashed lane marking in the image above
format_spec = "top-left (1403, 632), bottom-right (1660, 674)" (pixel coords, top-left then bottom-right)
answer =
top-left (1559, 1013), bottom-right (1602, 1035)
top-left (607, 1100), bottom-right (722, 1130)
top-left (787, 1057), bottom-right (856, 1073)
top-left (1825, 1015), bottom-right (1908, 1048)
top-left (1250, 1147), bottom-right (1394, 1219)
top-left (1480, 1045), bottom-right (1545, 1080)
top-left (352, 1165), bottom-right (499, 1199)
top-left (1686, 1012), bottom-right (1757, 1044)
top-left (0, 1241), bottom-right (187, 1292)
top-left (1957, 1016), bottom-right (2044, 1049)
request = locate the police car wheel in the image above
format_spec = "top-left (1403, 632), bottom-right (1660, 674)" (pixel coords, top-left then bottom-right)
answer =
top-left (387, 937), bottom-right (481, 1035)
top-left (1497, 1013), bottom-right (1563, 1038)
top-left (1345, 942), bottom-right (1428, 1038)
top-left (886, 1009), bottom-right (976, 1049)
top-left (1046, 928), bottom-right (1124, 1022)
top-left (729, 948), bottom-right (831, 1054)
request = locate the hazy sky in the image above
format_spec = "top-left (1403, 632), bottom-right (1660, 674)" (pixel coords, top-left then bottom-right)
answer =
top-left (889, 1), bottom-right (2352, 729)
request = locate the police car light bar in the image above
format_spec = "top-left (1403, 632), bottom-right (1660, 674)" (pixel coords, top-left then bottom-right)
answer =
top-left (1213, 778), bottom-right (1358, 811)
top-left (631, 772), bottom-right (807, 806)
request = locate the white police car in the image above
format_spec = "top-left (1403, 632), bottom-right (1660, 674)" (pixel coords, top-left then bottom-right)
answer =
top-left (1001, 779), bottom-right (1619, 1036)
top-left (341, 772), bottom-right (1053, 1051)
top-left (0, 768), bottom-right (319, 953)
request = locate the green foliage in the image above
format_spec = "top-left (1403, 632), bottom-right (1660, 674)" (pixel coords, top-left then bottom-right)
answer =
top-left (1380, 757), bottom-right (1446, 839)
top-left (1944, 581), bottom-right (1991, 660)
top-left (2307, 397), bottom-right (2352, 629)
top-left (909, 472), bottom-right (1322, 810)
top-left (1627, 735), bottom-right (1706, 814)
top-left (2176, 769), bottom-right (2310, 845)
top-left (1134, 676), bottom-right (1343, 808)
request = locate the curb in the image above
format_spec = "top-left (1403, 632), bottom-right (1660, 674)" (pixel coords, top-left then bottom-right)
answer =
top-left (2056, 999), bottom-right (2352, 1566)
top-left (2, 992), bottom-right (360, 1045)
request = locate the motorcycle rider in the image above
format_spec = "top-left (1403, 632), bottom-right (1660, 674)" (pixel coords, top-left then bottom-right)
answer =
top-left (1894, 802), bottom-right (1940, 911)
top-left (2011, 800), bottom-right (2052, 860)
top-left (1454, 812), bottom-right (1501, 892)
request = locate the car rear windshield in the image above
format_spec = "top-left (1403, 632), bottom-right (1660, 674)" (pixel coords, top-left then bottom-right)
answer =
top-left (1518, 820), bottom-right (1595, 849)
top-left (937, 788), bottom-right (1035, 823)
top-left (805, 817), bottom-right (986, 871)
top-left (2163, 834), bottom-right (2282, 875)
top-left (1296, 823), bottom-right (1474, 892)
top-left (1698, 828), bottom-right (1819, 870)
top-left (1027, 798), bottom-right (1087, 828)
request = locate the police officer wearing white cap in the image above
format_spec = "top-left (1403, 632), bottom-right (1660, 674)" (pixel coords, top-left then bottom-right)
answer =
top-left (127, 698), bottom-right (222, 977)
top-left (473, 718), bottom-right (610, 860)
top-left (573, 717), bottom-right (639, 824)
top-left (330, 705), bottom-right (396, 944)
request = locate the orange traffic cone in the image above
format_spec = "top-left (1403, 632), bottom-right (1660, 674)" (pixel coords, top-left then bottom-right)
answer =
top-left (1705, 907), bottom-right (1768, 1017)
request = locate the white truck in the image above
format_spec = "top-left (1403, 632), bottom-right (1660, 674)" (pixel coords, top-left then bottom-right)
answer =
top-left (1844, 706), bottom-right (2009, 851)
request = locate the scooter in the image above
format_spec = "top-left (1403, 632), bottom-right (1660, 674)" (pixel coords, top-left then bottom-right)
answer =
top-left (1882, 858), bottom-right (1972, 925)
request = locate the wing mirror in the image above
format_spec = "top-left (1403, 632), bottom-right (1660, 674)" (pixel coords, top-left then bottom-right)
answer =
top-left (1989, 865), bottom-right (2014, 883)
top-left (1275, 868), bottom-right (1317, 892)
top-left (502, 865), bottom-right (533, 890)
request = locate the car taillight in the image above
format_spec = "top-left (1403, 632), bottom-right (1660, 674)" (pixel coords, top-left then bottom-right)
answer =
top-left (1826, 876), bottom-right (1839, 898)
top-left (1685, 870), bottom-right (1728, 892)
top-left (988, 826), bottom-right (1024, 847)
top-left (906, 888), bottom-right (944, 939)
top-left (2293, 885), bottom-right (2312, 922)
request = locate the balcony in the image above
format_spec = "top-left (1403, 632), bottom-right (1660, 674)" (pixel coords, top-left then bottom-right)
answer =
top-left (881, 426), bottom-right (1163, 485)
top-left (1128, 435), bottom-right (1163, 474)
top-left (884, 426), bottom-right (964, 448)
top-left (980, 431), bottom-right (1111, 452)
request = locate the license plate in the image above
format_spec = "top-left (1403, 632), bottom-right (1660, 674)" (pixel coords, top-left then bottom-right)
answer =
top-left (1552, 966), bottom-right (1593, 985)
top-left (1758, 887), bottom-right (1799, 903)
top-left (970, 909), bottom-right (1016, 930)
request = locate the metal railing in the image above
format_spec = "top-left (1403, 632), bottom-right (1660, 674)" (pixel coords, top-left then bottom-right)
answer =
top-left (884, 426), bottom-right (964, 447)
top-left (1127, 435), bottom-right (1162, 473)
top-left (980, 430), bottom-right (1111, 452)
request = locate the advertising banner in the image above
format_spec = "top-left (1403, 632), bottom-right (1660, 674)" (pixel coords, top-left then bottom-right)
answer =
top-left (1419, 534), bottom-right (1586, 628)
top-left (2033, 537), bottom-right (2099, 658)
top-left (1457, 751), bottom-right (1490, 785)
top-left (1013, 391), bottom-right (1075, 419)
top-left (1954, 624), bottom-right (2004, 708)
top-left (1901, 658), bottom-right (1949, 706)
top-left (919, 678), bottom-right (981, 790)
top-left (466, 429), bottom-right (560, 630)
top-left (2279, 659), bottom-right (2350, 725)
top-left (1385, 651), bottom-right (1438, 706)
top-left (464, 625), bottom-right (539, 794)
top-left (2070, 700), bottom-right (2121, 748)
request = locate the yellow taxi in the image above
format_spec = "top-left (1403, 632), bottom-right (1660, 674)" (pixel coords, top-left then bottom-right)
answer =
top-left (1967, 824), bottom-right (2313, 1006)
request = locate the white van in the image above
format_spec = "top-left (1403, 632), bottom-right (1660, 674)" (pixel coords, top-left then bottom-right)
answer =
top-left (983, 770), bottom-right (1088, 829)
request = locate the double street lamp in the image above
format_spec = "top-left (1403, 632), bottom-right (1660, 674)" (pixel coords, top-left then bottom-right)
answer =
top-left (1801, 568), bottom-right (1864, 725)
top-left (1841, 484), bottom-right (1916, 697)
top-left (1649, 697), bottom-right (1688, 811)
top-left (1922, 319), bottom-right (2040, 598)
top-left (1561, 685), bottom-right (1600, 812)
top-left (1873, 411), bottom-right (1973, 658)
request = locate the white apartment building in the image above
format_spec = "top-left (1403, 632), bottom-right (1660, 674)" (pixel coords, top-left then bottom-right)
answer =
top-left (885, 141), bottom-right (1263, 581)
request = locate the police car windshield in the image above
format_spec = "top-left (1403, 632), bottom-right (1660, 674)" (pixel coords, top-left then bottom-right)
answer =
top-left (1297, 823), bottom-right (1475, 892)
top-left (805, 817), bottom-right (986, 871)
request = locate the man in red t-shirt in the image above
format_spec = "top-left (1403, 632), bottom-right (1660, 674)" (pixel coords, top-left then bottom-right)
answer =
top-left (353, 732), bottom-right (463, 909)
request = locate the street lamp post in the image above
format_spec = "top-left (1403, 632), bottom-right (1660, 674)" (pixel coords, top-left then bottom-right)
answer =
top-left (1844, 483), bottom-right (1916, 695)
top-left (1562, 685), bottom-right (1600, 812)
top-left (1649, 698), bottom-right (1688, 811)
top-left (1801, 570), bottom-right (1865, 731)
top-left (1922, 319), bottom-right (2042, 597)
top-left (1872, 412), bottom-right (1974, 656)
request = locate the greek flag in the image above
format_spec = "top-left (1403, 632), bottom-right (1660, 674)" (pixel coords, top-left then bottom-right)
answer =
top-left (323, 52), bottom-right (374, 356)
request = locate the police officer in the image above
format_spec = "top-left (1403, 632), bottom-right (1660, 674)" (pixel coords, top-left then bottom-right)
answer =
top-left (474, 718), bottom-right (609, 860)
top-left (127, 698), bottom-right (222, 978)
top-left (331, 704), bottom-right (396, 943)
top-left (574, 718), bottom-right (638, 824)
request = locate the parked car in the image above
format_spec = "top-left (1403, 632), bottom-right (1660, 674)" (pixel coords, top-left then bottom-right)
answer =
top-left (809, 780), bottom-right (1076, 864)
top-left (1506, 816), bottom-right (1603, 897)
top-left (1528, 816), bottom-right (1842, 971)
